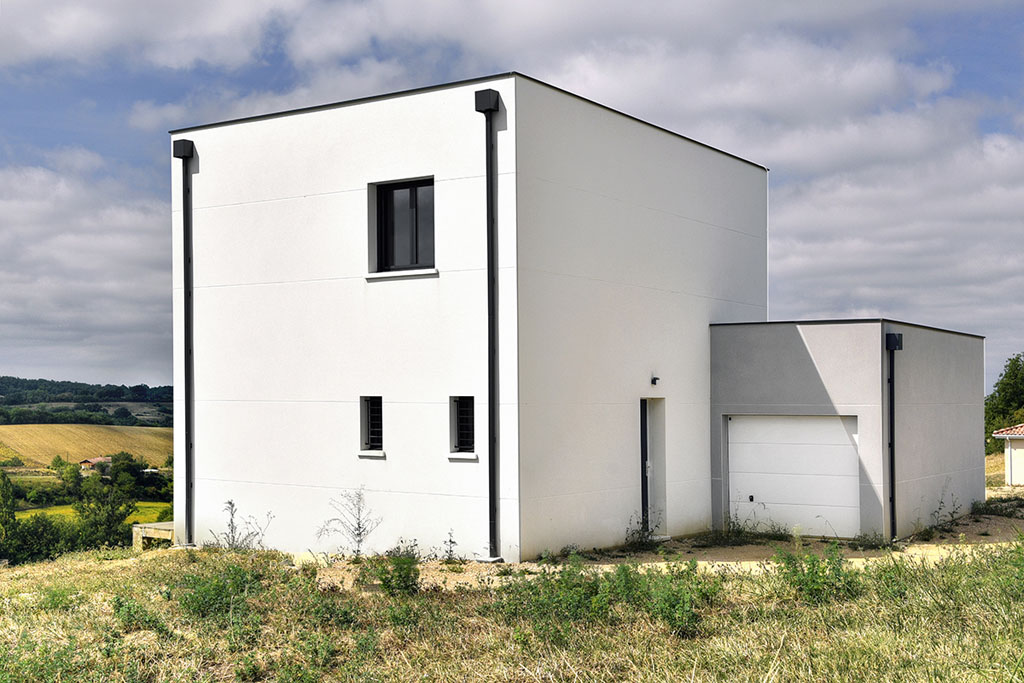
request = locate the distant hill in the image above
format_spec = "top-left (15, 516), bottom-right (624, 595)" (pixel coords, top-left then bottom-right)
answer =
top-left (0, 376), bottom-right (172, 405)
top-left (0, 376), bottom-right (172, 427)
top-left (0, 424), bottom-right (173, 468)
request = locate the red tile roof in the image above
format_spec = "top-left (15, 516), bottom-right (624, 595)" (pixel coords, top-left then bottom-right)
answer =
top-left (993, 423), bottom-right (1024, 437)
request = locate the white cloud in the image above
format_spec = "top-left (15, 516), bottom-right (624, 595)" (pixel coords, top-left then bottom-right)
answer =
top-left (3, 0), bottom-right (1023, 388)
top-left (0, 0), bottom-right (303, 69)
top-left (0, 157), bottom-right (170, 384)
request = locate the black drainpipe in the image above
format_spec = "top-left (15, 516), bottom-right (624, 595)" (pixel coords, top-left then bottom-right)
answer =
top-left (173, 139), bottom-right (196, 546)
top-left (885, 331), bottom-right (903, 540)
top-left (475, 89), bottom-right (501, 559)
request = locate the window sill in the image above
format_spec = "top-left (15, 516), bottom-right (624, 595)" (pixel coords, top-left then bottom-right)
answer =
top-left (365, 268), bottom-right (439, 282)
top-left (358, 450), bottom-right (386, 459)
top-left (448, 452), bottom-right (478, 462)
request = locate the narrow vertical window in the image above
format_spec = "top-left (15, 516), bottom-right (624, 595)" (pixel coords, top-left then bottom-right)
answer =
top-left (361, 396), bottom-right (383, 451)
top-left (377, 179), bottom-right (434, 271)
top-left (450, 396), bottom-right (474, 453)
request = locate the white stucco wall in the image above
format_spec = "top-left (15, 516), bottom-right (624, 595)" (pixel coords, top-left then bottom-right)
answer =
top-left (513, 77), bottom-right (768, 558)
top-left (1005, 439), bottom-right (1024, 486)
top-left (172, 76), bottom-right (522, 560)
top-left (887, 322), bottom-right (985, 536)
top-left (710, 322), bottom-right (885, 537)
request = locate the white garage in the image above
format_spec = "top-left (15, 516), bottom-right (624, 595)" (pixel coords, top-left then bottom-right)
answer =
top-left (712, 320), bottom-right (984, 540)
top-left (727, 414), bottom-right (861, 538)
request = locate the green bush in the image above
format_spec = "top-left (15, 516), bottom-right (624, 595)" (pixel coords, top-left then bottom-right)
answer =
top-left (773, 543), bottom-right (860, 604)
top-left (638, 562), bottom-right (721, 638)
top-left (367, 541), bottom-right (420, 596)
top-left (112, 596), bottom-right (169, 636)
top-left (178, 563), bottom-right (263, 620)
top-left (493, 559), bottom-right (720, 642)
top-left (290, 571), bottom-right (359, 628)
top-left (0, 456), bottom-right (24, 467)
top-left (7, 513), bottom-right (84, 564)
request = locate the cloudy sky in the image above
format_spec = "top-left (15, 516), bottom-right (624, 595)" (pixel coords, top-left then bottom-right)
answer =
top-left (0, 1), bottom-right (1022, 389)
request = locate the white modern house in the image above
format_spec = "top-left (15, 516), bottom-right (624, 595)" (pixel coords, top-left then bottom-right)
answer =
top-left (993, 424), bottom-right (1024, 486)
top-left (171, 72), bottom-right (983, 561)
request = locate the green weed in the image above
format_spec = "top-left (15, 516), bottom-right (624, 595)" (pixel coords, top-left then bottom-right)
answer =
top-left (177, 562), bottom-right (262, 620)
top-left (111, 595), bottom-right (169, 636)
top-left (773, 543), bottom-right (860, 604)
top-left (37, 585), bottom-right (81, 611)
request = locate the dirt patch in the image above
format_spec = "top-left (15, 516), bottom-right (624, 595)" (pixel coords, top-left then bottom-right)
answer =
top-left (317, 487), bottom-right (1024, 591)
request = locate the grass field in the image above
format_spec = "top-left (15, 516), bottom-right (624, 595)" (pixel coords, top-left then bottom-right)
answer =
top-left (14, 501), bottom-right (171, 524)
top-left (3, 541), bottom-right (1024, 680)
top-left (0, 424), bottom-right (172, 468)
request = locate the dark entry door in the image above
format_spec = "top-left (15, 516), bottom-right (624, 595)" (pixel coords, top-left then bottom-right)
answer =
top-left (640, 399), bottom-right (649, 532)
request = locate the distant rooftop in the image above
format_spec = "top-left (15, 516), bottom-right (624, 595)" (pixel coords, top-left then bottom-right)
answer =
top-left (993, 423), bottom-right (1024, 438)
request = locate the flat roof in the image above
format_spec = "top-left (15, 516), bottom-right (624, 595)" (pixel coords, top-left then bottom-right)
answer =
top-left (710, 318), bottom-right (984, 340)
top-left (169, 71), bottom-right (767, 171)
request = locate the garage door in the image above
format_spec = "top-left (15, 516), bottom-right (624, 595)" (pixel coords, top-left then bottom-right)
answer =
top-left (728, 415), bottom-right (860, 538)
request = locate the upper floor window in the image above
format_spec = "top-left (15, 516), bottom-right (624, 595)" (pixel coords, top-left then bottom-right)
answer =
top-left (450, 396), bottom-right (475, 453)
top-left (377, 179), bottom-right (434, 271)
top-left (361, 396), bottom-right (383, 451)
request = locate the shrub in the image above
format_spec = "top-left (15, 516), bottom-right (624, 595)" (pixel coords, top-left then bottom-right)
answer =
top-left (207, 500), bottom-right (272, 551)
top-left (291, 571), bottom-right (359, 628)
top-left (8, 513), bottom-right (83, 564)
top-left (691, 515), bottom-right (792, 548)
top-left (178, 563), bottom-right (262, 620)
top-left (317, 486), bottom-right (381, 559)
top-left (368, 541), bottom-right (420, 596)
top-left (494, 559), bottom-right (720, 643)
top-left (847, 531), bottom-right (892, 551)
top-left (624, 510), bottom-right (664, 551)
top-left (494, 558), bottom-right (610, 629)
top-left (112, 596), bottom-right (169, 636)
top-left (773, 543), bottom-right (860, 604)
top-left (971, 495), bottom-right (1024, 518)
top-left (638, 562), bottom-right (721, 638)
top-left (0, 456), bottom-right (24, 467)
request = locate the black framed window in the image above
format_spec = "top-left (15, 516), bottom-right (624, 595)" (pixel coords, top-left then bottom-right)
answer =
top-left (377, 179), bottom-right (434, 271)
top-left (361, 396), bottom-right (383, 451)
top-left (451, 396), bottom-right (474, 453)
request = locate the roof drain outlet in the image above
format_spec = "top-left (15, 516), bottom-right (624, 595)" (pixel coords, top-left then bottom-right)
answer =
top-left (475, 89), bottom-right (502, 561)
top-left (173, 139), bottom-right (196, 546)
top-left (886, 331), bottom-right (903, 541)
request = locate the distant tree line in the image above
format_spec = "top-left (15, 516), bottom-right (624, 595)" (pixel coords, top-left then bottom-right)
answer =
top-left (986, 352), bottom-right (1024, 454)
top-left (0, 376), bottom-right (172, 405)
top-left (0, 404), bottom-right (172, 428)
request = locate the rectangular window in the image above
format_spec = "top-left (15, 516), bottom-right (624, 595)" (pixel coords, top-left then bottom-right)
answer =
top-left (450, 396), bottom-right (474, 453)
top-left (361, 396), bottom-right (383, 451)
top-left (377, 179), bottom-right (434, 271)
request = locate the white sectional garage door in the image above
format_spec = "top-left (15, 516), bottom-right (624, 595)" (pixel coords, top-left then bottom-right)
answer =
top-left (728, 415), bottom-right (860, 538)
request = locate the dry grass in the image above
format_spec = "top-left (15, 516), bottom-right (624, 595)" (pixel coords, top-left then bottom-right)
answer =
top-left (987, 452), bottom-right (1005, 487)
top-left (3, 541), bottom-right (1024, 681)
top-left (0, 424), bottom-right (172, 468)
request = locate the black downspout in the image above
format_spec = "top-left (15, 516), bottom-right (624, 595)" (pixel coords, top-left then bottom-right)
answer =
top-left (886, 332), bottom-right (903, 540)
top-left (173, 139), bottom-right (195, 546)
top-left (475, 89), bottom-right (501, 559)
